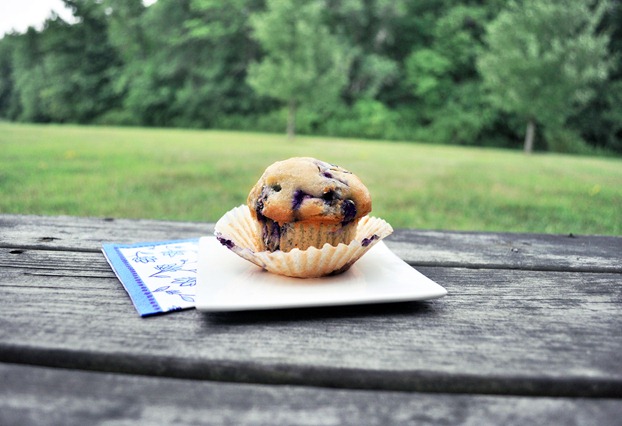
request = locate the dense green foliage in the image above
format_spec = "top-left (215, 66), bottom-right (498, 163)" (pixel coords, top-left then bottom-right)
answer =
top-left (247, 0), bottom-right (351, 138)
top-left (0, 0), bottom-right (620, 153)
top-left (477, 0), bottom-right (611, 153)
top-left (2, 122), bottom-right (621, 234)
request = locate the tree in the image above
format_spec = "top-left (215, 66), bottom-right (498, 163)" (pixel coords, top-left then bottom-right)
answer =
top-left (569, 0), bottom-right (622, 154)
top-left (11, 28), bottom-right (48, 122)
top-left (0, 34), bottom-right (18, 119)
top-left (403, 4), bottom-right (503, 145)
top-left (105, 0), bottom-right (194, 126)
top-left (104, 0), bottom-right (265, 127)
top-left (184, 0), bottom-right (267, 123)
top-left (5, 1), bottom-right (123, 124)
top-left (22, 1), bottom-right (123, 123)
top-left (324, 0), bottom-right (407, 103)
top-left (247, 0), bottom-right (351, 138)
top-left (477, 0), bottom-right (611, 153)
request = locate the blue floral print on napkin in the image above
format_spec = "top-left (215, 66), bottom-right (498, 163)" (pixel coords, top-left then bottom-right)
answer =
top-left (102, 239), bottom-right (199, 316)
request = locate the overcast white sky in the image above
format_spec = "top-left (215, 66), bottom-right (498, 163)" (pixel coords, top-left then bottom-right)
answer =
top-left (0, 0), bottom-right (157, 38)
top-left (0, 0), bottom-right (75, 37)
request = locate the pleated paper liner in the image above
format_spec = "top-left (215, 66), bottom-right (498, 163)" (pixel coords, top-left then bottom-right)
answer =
top-left (214, 205), bottom-right (393, 278)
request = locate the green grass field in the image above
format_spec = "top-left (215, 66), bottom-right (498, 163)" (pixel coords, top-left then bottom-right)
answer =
top-left (1, 122), bottom-right (621, 235)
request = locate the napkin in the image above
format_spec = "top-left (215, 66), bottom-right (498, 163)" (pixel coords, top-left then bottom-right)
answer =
top-left (102, 239), bottom-right (199, 316)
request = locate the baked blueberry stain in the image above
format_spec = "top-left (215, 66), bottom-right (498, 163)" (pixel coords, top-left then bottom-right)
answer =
top-left (361, 234), bottom-right (379, 247)
top-left (341, 199), bottom-right (357, 225)
top-left (317, 161), bottom-right (351, 185)
top-left (255, 185), bottom-right (271, 222)
top-left (322, 171), bottom-right (350, 187)
top-left (322, 190), bottom-right (336, 203)
top-left (217, 236), bottom-right (236, 249)
top-left (255, 185), bottom-right (284, 251)
top-left (292, 189), bottom-right (311, 210)
top-left (262, 221), bottom-right (281, 252)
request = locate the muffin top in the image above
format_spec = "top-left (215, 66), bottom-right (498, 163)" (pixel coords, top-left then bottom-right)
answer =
top-left (248, 157), bottom-right (372, 225)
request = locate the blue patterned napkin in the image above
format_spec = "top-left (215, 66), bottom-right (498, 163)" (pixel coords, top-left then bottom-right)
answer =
top-left (102, 239), bottom-right (199, 316)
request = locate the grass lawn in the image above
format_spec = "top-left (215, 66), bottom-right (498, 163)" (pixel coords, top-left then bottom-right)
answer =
top-left (1, 122), bottom-right (621, 235)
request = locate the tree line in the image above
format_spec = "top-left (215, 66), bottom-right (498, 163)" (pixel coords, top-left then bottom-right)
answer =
top-left (0, 0), bottom-right (620, 154)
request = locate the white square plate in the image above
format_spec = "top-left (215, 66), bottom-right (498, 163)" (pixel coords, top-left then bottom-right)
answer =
top-left (195, 237), bottom-right (447, 312)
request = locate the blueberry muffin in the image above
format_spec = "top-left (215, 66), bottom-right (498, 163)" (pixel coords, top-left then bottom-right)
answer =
top-left (247, 157), bottom-right (372, 252)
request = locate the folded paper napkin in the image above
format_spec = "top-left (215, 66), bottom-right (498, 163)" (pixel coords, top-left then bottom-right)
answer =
top-left (102, 239), bottom-right (199, 316)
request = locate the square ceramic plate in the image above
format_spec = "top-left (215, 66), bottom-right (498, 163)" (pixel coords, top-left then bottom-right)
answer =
top-left (195, 237), bottom-right (447, 312)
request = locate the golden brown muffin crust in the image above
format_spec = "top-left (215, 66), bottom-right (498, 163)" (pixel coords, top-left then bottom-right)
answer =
top-left (248, 157), bottom-right (372, 225)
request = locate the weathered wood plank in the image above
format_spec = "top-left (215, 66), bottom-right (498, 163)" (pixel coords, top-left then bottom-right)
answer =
top-left (390, 229), bottom-right (622, 273)
top-left (1, 214), bottom-right (620, 271)
top-left (0, 214), bottom-right (211, 252)
top-left (1, 249), bottom-right (620, 397)
top-left (2, 363), bottom-right (620, 426)
top-left (0, 247), bottom-right (116, 278)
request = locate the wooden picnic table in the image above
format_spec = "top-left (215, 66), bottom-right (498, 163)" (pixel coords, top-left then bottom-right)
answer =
top-left (1, 214), bottom-right (621, 425)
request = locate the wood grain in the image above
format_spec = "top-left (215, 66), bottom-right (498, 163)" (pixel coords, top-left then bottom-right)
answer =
top-left (390, 229), bottom-right (622, 273)
top-left (1, 214), bottom-right (621, 409)
top-left (1, 247), bottom-right (620, 397)
top-left (0, 214), bottom-right (212, 252)
top-left (1, 214), bottom-right (620, 272)
top-left (2, 363), bottom-right (620, 426)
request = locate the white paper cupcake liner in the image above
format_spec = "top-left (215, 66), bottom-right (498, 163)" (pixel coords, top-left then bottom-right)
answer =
top-left (214, 205), bottom-right (393, 278)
